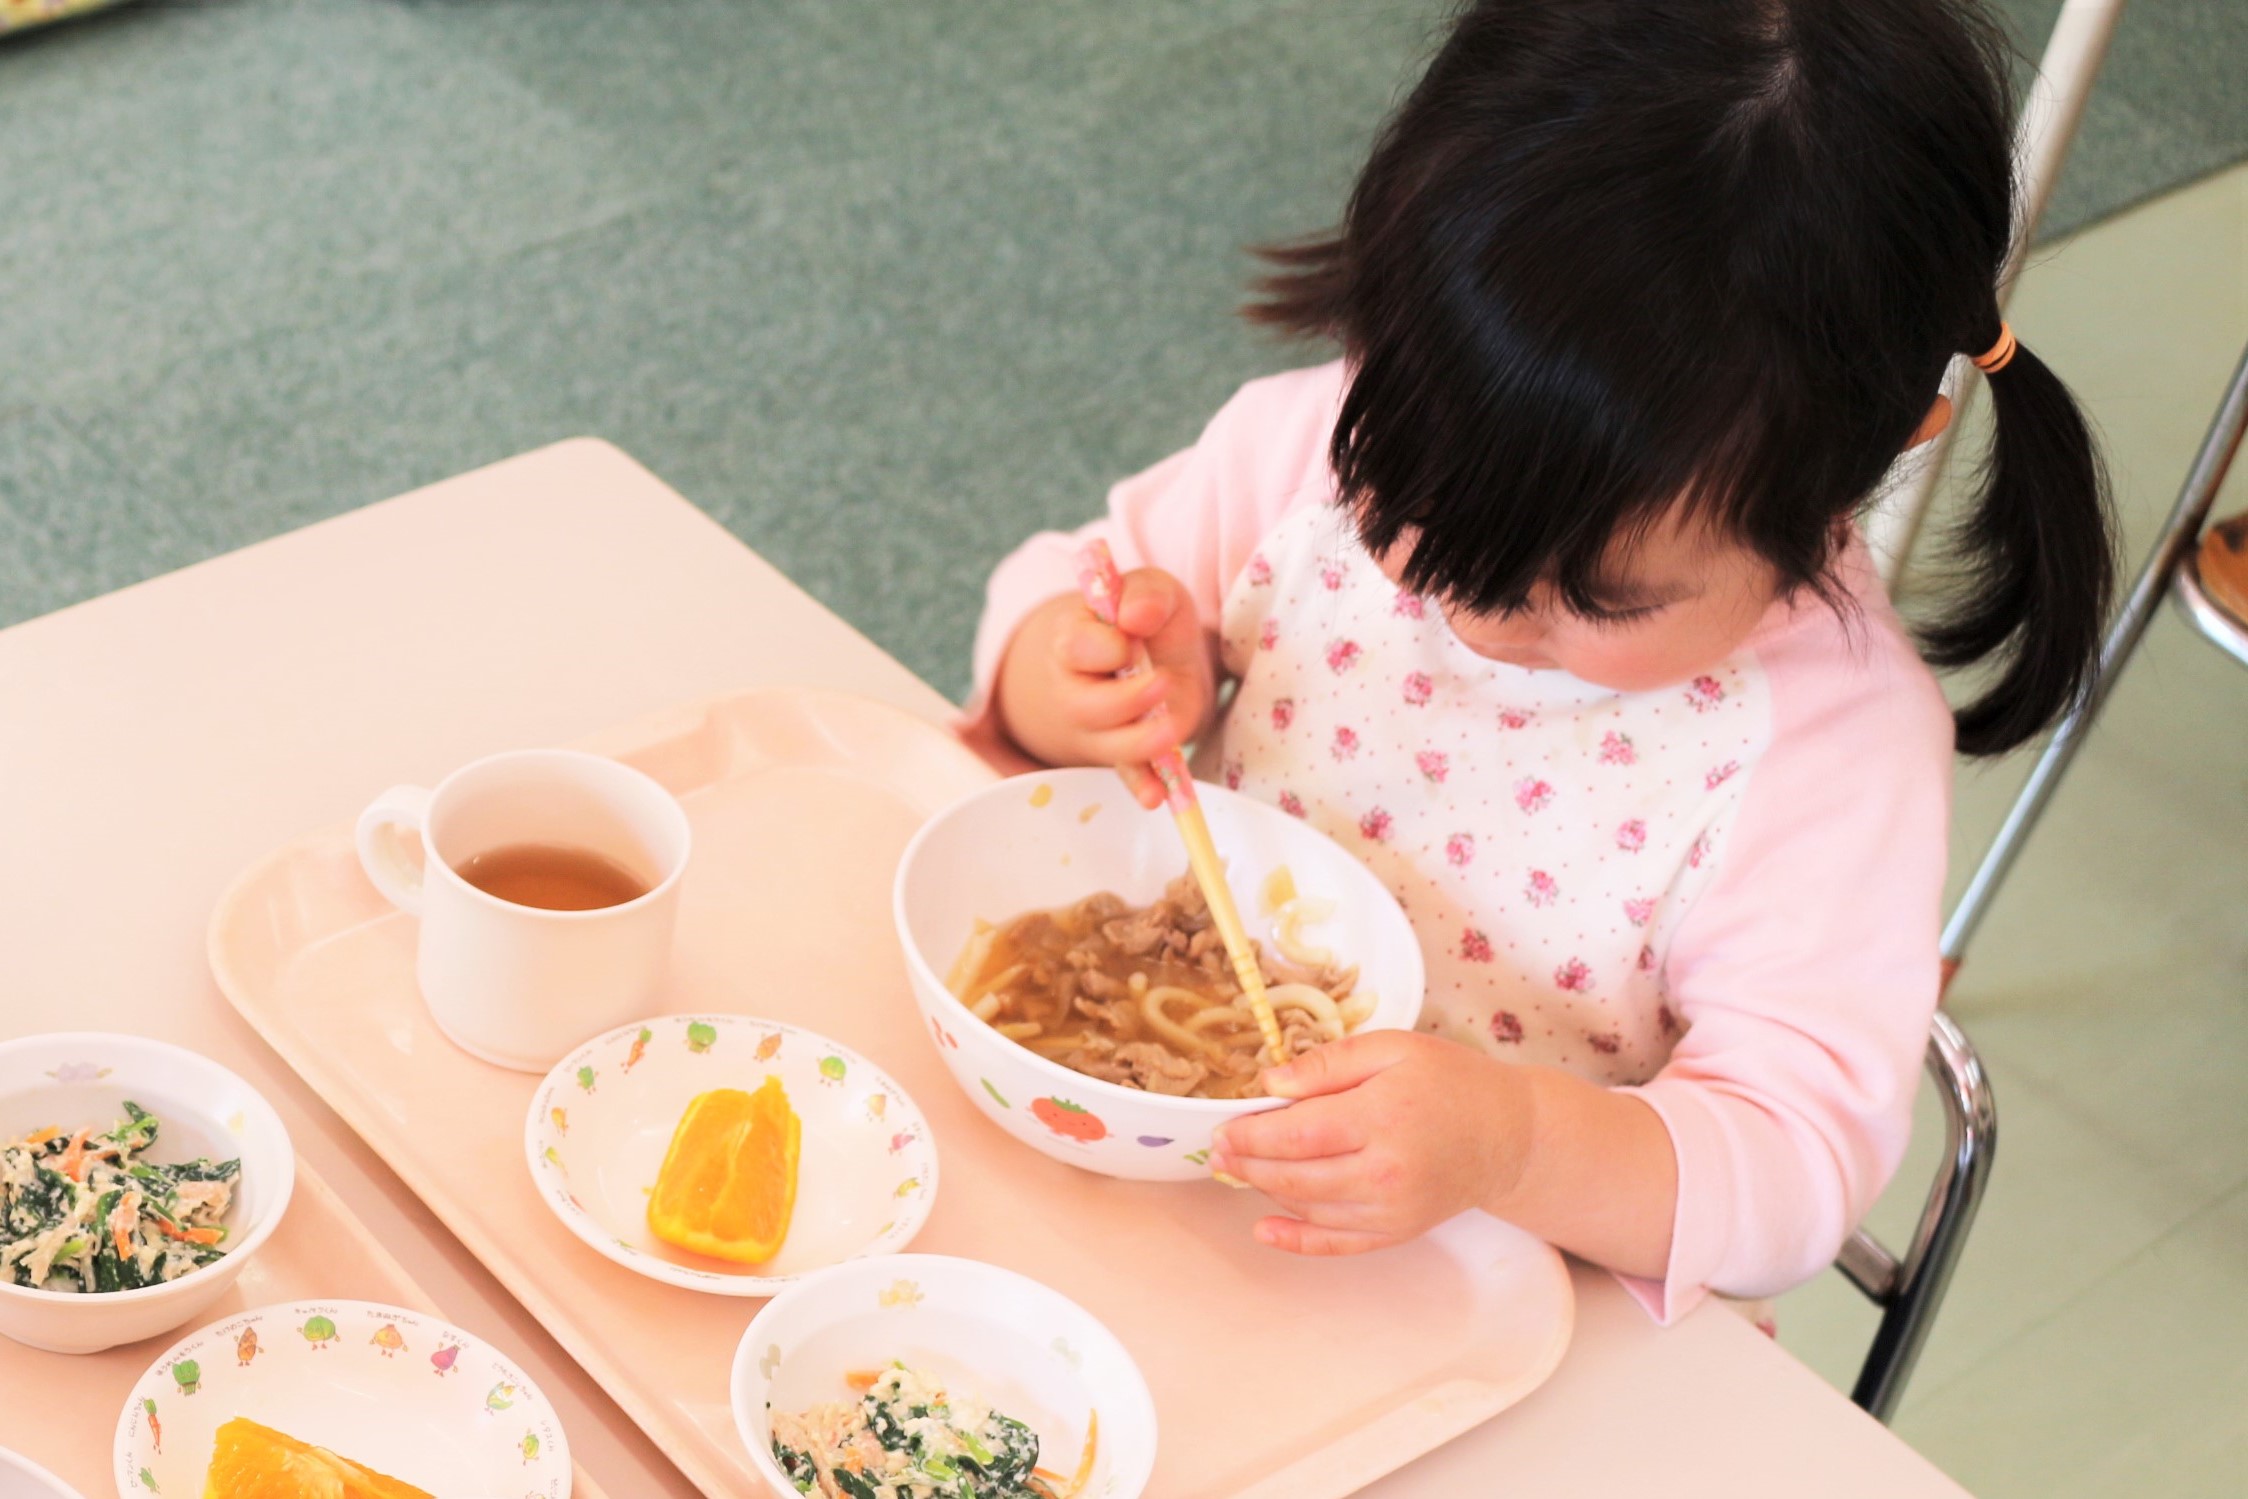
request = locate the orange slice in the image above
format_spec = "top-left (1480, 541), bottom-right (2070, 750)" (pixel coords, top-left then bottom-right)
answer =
top-left (201, 1417), bottom-right (433, 1499)
top-left (647, 1078), bottom-right (800, 1264)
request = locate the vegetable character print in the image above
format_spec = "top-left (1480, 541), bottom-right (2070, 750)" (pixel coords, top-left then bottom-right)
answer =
top-left (235, 1326), bottom-right (259, 1365)
top-left (371, 1323), bottom-right (406, 1357)
top-left (486, 1381), bottom-right (519, 1413)
top-left (817, 1055), bottom-right (846, 1086)
top-left (686, 1022), bottom-right (718, 1055)
top-left (432, 1339), bottom-right (462, 1376)
top-left (171, 1358), bottom-right (200, 1395)
top-left (623, 1027), bottom-right (652, 1072)
top-left (575, 1066), bottom-right (596, 1094)
top-left (1030, 1097), bottom-right (1107, 1144)
top-left (300, 1315), bottom-right (337, 1349)
top-left (143, 1397), bottom-right (161, 1452)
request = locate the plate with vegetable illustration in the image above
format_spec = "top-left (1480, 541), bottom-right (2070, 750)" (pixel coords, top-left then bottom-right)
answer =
top-left (114, 1298), bottom-right (570, 1497)
top-left (526, 1016), bottom-right (938, 1295)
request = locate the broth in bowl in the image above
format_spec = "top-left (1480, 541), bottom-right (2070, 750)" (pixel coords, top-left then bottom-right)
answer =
top-left (949, 870), bottom-right (1368, 1100)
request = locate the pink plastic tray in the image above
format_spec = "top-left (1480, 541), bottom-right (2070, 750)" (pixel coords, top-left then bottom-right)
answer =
top-left (0, 1158), bottom-right (610, 1499)
top-left (208, 689), bottom-right (1573, 1498)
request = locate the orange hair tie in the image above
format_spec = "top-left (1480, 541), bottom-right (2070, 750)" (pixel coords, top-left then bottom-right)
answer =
top-left (1971, 322), bottom-right (2018, 374)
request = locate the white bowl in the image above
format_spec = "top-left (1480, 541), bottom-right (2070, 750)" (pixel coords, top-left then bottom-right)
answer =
top-left (730, 1254), bottom-right (1156, 1499)
top-left (894, 770), bottom-right (1425, 1181)
top-left (0, 1033), bottom-right (294, 1355)
top-left (525, 1015), bottom-right (939, 1295)
top-left (114, 1298), bottom-right (572, 1497)
top-left (0, 1447), bottom-right (83, 1499)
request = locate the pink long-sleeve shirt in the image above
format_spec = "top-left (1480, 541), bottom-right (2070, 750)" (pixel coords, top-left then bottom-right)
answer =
top-left (966, 361), bottom-right (1952, 1321)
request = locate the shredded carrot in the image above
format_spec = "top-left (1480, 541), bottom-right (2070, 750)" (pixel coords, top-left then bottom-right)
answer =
top-left (113, 1224), bottom-right (134, 1261)
top-left (843, 1369), bottom-right (882, 1394)
top-left (58, 1129), bottom-right (91, 1181)
top-left (1064, 1410), bottom-right (1098, 1499)
top-left (22, 1127), bottom-right (59, 1147)
top-left (152, 1216), bottom-right (221, 1246)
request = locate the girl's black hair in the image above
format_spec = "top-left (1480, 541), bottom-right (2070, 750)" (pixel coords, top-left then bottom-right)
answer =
top-left (1248, 0), bottom-right (2112, 756)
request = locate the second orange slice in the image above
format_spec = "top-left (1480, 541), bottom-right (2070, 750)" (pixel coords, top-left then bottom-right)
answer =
top-left (647, 1077), bottom-right (800, 1264)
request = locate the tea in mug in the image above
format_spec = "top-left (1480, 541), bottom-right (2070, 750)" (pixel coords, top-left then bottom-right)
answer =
top-left (455, 843), bottom-right (652, 912)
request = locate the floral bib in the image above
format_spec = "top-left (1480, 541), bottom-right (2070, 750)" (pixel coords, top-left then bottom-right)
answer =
top-left (1194, 505), bottom-right (1772, 1085)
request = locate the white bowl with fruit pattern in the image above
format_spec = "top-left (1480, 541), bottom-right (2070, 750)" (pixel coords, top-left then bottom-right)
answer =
top-left (730, 1253), bottom-right (1157, 1499)
top-left (525, 1015), bottom-right (938, 1295)
top-left (113, 1298), bottom-right (571, 1497)
top-left (0, 1033), bottom-right (293, 1355)
top-left (893, 770), bottom-right (1425, 1182)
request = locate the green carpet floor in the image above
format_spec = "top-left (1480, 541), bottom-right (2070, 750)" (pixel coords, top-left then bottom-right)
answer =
top-left (1, 0), bottom-right (2241, 697)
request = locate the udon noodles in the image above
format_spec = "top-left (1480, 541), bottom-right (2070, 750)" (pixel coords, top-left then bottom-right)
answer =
top-left (947, 871), bottom-right (1368, 1099)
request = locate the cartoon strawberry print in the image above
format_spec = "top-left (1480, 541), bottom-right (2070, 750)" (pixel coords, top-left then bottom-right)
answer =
top-left (1359, 808), bottom-right (1394, 842)
top-left (1258, 618), bottom-right (1279, 652)
top-left (1393, 590), bottom-right (1426, 619)
top-left (1599, 730), bottom-right (1637, 766)
top-left (1623, 897), bottom-right (1655, 927)
top-left (1489, 1011), bottom-right (1524, 1045)
top-left (1514, 777), bottom-right (1554, 814)
top-left (1461, 927), bottom-right (1495, 963)
top-left (1686, 674), bottom-right (1726, 712)
top-left (1417, 750), bottom-right (1450, 783)
top-left (1319, 563), bottom-right (1346, 591)
top-left (1616, 818), bottom-right (1648, 852)
top-left (1277, 790), bottom-right (1306, 818)
top-left (1402, 671), bottom-right (1434, 706)
top-left (1554, 958), bottom-right (1593, 992)
top-left (1525, 870), bottom-right (1559, 906)
top-left (1332, 726), bottom-right (1360, 761)
top-left (1030, 1097), bottom-right (1108, 1144)
top-left (1445, 832), bottom-right (1475, 867)
top-left (1326, 638), bottom-right (1362, 674)
top-left (1706, 760), bottom-right (1741, 790)
top-left (1270, 697), bottom-right (1295, 732)
top-left (1248, 553), bottom-right (1273, 586)
top-left (1497, 706), bottom-right (1534, 730)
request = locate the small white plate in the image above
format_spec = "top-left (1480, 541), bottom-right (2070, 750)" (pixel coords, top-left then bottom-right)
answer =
top-left (526, 1016), bottom-right (938, 1295)
top-left (731, 1254), bottom-right (1159, 1499)
top-left (113, 1298), bottom-right (571, 1496)
top-left (0, 1446), bottom-right (83, 1499)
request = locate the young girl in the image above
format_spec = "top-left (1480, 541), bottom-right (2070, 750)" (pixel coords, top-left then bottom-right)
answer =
top-left (963, 0), bottom-right (2112, 1321)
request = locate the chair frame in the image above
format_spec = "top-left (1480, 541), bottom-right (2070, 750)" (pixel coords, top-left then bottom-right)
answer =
top-left (1839, 1009), bottom-right (1998, 1422)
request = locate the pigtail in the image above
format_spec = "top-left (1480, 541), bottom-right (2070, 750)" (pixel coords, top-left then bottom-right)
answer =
top-left (1918, 331), bottom-right (2115, 757)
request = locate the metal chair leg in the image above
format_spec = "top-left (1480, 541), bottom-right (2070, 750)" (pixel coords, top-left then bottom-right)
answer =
top-left (1839, 1010), bottom-right (1999, 1422)
top-left (1941, 337), bottom-right (2248, 978)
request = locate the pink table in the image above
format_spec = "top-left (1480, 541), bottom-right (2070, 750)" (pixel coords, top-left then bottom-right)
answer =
top-left (0, 441), bottom-right (1970, 1497)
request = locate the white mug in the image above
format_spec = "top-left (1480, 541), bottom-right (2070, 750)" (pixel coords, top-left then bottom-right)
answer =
top-left (355, 749), bottom-right (692, 1072)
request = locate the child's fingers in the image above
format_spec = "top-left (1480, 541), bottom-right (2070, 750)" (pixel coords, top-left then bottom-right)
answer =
top-left (1054, 614), bottom-right (1141, 677)
top-left (1114, 763), bottom-right (1167, 809)
top-left (1252, 1216), bottom-right (1397, 1257)
top-left (1215, 1095), bottom-right (1366, 1162)
top-left (1259, 1030), bottom-right (1416, 1101)
top-left (1118, 571), bottom-right (1208, 681)
top-left (1063, 671), bottom-right (1173, 732)
top-left (1213, 1150), bottom-right (1364, 1204)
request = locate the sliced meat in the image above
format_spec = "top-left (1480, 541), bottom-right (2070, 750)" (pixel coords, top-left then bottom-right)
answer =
top-left (1113, 1043), bottom-right (1210, 1097)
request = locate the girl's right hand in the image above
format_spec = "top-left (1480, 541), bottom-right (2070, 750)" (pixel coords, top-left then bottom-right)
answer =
top-left (993, 567), bottom-right (1215, 808)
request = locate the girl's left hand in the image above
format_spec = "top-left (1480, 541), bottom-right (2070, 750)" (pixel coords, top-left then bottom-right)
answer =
top-left (1210, 1031), bottom-right (1535, 1255)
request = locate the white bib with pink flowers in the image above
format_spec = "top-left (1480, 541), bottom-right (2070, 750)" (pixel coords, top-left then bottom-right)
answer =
top-left (1193, 505), bottom-right (1772, 1086)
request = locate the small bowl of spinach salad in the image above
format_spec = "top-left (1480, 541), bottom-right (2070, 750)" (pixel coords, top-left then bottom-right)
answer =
top-left (0, 1034), bottom-right (294, 1355)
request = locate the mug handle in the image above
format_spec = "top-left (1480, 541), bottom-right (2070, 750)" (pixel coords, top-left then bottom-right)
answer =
top-left (355, 785), bottom-right (433, 916)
